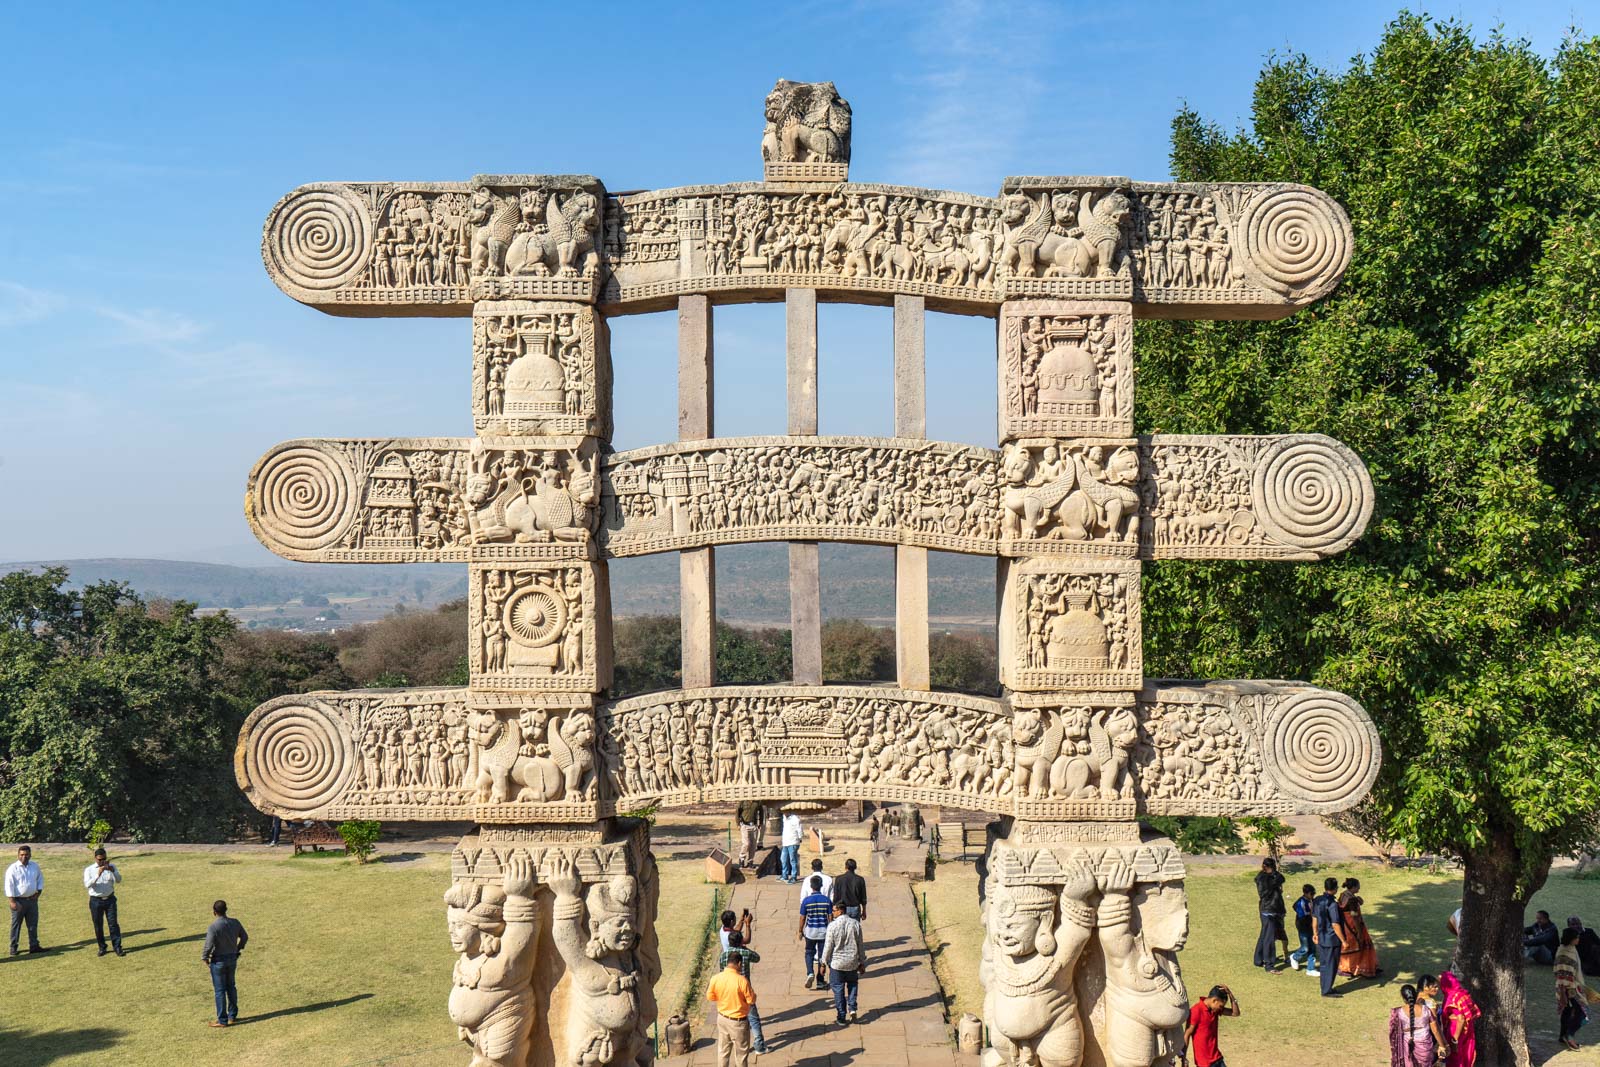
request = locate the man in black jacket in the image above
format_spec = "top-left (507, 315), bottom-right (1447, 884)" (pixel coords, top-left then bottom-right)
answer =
top-left (201, 899), bottom-right (249, 1027)
top-left (1567, 915), bottom-right (1600, 974)
top-left (1524, 910), bottom-right (1560, 965)
top-left (830, 858), bottom-right (868, 922)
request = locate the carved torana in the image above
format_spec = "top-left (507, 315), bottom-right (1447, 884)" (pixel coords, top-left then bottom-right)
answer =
top-left (238, 79), bottom-right (1378, 1067)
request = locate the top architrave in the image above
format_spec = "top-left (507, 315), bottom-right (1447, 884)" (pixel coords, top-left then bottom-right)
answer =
top-left (261, 175), bottom-right (1352, 320)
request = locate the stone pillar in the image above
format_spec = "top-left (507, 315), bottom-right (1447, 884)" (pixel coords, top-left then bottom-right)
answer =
top-left (980, 821), bottom-right (1189, 1067)
top-left (894, 295), bottom-right (931, 690)
top-left (678, 295), bottom-right (716, 689)
top-left (787, 288), bottom-right (823, 685)
top-left (445, 821), bottom-right (659, 1067)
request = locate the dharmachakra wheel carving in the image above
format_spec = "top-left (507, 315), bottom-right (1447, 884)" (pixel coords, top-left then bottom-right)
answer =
top-left (243, 700), bottom-right (354, 812)
top-left (1264, 691), bottom-right (1377, 808)
top-left (264, 186), bottom-right (373, 292)
top-left (250, 443), bottom-right (358, 553)
top-left (504, 582), bottom-right (568, 647)
top-left (1252, 437), bottom-right (1370, 552)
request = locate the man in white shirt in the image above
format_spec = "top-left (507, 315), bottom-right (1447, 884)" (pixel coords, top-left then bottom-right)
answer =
top-left (83, 847), bottom-right (124, 957)
top-left (804, 858), bottom-right (833, 898)
top-left (779, 812), bottom-right (803, 884)
top-left (6, 844), bottom-right (45, 955)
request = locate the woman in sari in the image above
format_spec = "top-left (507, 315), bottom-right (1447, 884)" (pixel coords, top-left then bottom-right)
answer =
top-left (1338, 877), bottom-right (1380, 978)
top-left (1438, 970), bottom-right (1480, 1066)
top-left (1555, 927), bottom-right (1591, 1050)
top-left (1389, 982), bottom-right (1444, 1065)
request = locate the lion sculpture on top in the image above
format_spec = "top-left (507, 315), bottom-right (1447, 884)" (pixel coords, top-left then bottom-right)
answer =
top-left (762, 79), bottom-right (852, 165)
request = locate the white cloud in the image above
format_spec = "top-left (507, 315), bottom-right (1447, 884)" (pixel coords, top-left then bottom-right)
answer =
top-left (0, 281), bottom-right (64, 327)
top-left (97, 306), bottom-right (208, 345)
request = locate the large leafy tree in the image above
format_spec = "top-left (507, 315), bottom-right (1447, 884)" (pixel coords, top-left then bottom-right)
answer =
top-left (0, 568), bottom-right (251, 841)
top-left (1138, 18), bottom-right (1600, 1065)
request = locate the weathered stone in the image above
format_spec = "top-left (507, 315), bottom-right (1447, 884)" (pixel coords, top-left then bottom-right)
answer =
top-left (238, 81), bottom-right (1378, 1067)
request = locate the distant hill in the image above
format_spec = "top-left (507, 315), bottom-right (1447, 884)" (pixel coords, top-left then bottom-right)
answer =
top-left (4, 546), bottom-right (997, 630)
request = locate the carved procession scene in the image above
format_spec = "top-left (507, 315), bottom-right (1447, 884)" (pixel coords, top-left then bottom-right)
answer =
top-left (239, 79), bottom-right (1375, 1067)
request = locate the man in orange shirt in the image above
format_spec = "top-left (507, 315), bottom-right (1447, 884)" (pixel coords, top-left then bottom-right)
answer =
top-left (705, 953), bottom-right (756, 1067)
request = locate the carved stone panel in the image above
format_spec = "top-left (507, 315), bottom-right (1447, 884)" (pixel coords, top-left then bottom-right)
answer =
top-left (982, 824), bottom-right (1189, 1067)
top-left (260, 176), bottom-right (605, 313)
top-left (600, 686), bottom-right (1024, 815)
top-left (447, 822), bottom-right (658, 1067)
top-left (1000, 439), bottom-right (1142, 557)
top-left (1140, 434), bottom-right (1373, 560)
top-left (994, 178), bottom-right (1136, 301)
top-left (234, 690), bottom-right (602, 823)
top-left (469, 563), bottom-right (605, 692)
top-left (244, 437), bottom-right (600, 563)
top-left (602, 436), bottom-right (998, 556)
top-left (1002, 559), bottom-right (1142, 692)
top-left (604, 182), bottom-right (1006, 312)
top-left (1127, 181), bottom-right (1353, 318)
top-left (473, 301), bottom-right (611, 439)
top-left (999, 301), bottom-right (1134, 440)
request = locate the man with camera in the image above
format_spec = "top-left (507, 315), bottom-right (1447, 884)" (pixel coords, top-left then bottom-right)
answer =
top-left (83, 847), bottom-right (124, 957)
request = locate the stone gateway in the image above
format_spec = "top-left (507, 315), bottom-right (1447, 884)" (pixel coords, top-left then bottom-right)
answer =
top-left (238, 79), bottom-right (1376, 1067)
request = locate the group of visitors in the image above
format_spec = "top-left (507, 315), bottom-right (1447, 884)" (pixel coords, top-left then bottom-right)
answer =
top-left (5, 844), bottom-right (252, 1029)
top-left (1253, 859), bottom-right (1378, 993)
top-left (706, 849), bottom-right (870, 1067)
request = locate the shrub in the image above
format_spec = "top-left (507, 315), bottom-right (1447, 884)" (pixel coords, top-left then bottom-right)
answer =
top-left (337, 820), bottom-right (381, 863)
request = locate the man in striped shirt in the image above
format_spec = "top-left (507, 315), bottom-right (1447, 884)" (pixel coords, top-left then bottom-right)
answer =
top-left (797, 876), bottom-right (833, 989)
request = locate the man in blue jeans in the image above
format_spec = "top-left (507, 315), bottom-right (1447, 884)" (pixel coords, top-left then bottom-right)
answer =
top-left (779, 812), bottom-right (802, 884)
top-left (798, 876), bottom-right (833, 989)
top-left (201, 899), bottom-right (249, 1027)
top-left (822, 902), bottom-right (865, 1024)
top-left (1290, 883), bottom-right (1318, 974)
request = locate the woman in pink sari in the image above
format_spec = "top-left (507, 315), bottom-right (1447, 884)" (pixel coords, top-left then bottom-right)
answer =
top-left (1438, 971), bottom-right (1480, 1066)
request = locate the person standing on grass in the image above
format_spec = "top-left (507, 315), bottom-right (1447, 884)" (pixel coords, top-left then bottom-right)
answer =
top-left (1290, 883), bottom-right (1317, 974)
top-left (201, 899), bottom-right (249, 1028)
top-left (82, 848), bottom-right (124, 957)
top-left (1388, 982), bottom-right (1444, 1066)
top-left (1336, 877), bottom-right (1380, 979)
top-left (5, 844), bottom-right (44, 956)
top-left (720, 930), bottom-right (769, 1054)
top-left (1555, 927), bottom-right (1591, 1051)
top-left (705, 952), bottom-right (756, 1067)
top-left (1438, 970), bottom-right (1480, 1066)
top-left (735, 800), bottom-right (762, 868)
top-left (798, 875), bottom-right (833, 989)
top-left (1312, 877), bottom-right (1345, 997)
top-left (1252, 857), bottom-right (1286, 973)
top-left (779, 811), bottom-right (802, 884)
top-left (831, 857), bottom-right (868, 922)
top-left (822, 901), bottom-right (865, 1025)
top-left (1183, 984), bottom-right (1239, 1067)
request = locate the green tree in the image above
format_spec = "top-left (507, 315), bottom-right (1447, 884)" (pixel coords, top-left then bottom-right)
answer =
top-left (0, 568), bottom-right (251, 841)
top-left (821, 619), bottom-right (894, 683)
top-left (1140, 18), bottom-right (1600, 1064)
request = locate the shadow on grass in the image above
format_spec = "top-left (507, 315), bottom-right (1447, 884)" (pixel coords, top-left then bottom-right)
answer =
top-left (124, 932), bottom-right (205, 954)
top-left (233, 993), bottom-right (374, 1025)
top-left (0, 1024), bottom-right (124, 1064)
top-left (46, 928), bottom-right (165, 953)
top-left (377, 852), bottom-right (425, 864)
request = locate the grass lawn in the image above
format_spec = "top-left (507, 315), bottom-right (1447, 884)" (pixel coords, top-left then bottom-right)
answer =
top-left (918, 858), bottom-right (1600, 1066)
top-left (0, 842), bottom-right (722, 1067)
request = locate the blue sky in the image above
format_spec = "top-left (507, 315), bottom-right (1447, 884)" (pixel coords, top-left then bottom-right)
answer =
top-left (0, 1), bottom-right (1585, 563)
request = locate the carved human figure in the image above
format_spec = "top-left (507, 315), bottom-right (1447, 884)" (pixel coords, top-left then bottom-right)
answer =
top-left (444, 853), bottom-right (540, 1067)
top-left (1095, 860), bottom-right (1190, 1067)
top-left (548, 854), bottom-right (648, 1067)
top-left (981, 862), bottom-right (1097, 1067)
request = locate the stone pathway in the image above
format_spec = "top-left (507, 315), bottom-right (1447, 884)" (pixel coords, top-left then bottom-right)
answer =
top-left (669, 878), bottom-right (971, 1066)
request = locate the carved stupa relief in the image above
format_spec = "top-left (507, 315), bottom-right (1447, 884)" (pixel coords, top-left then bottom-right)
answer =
top-left (1000, 301), bottom-right (1134, 440)
top-left (474, 301), bottom-right (611, 438)
top-left (1003, 559), bottom-right (1143, 691)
